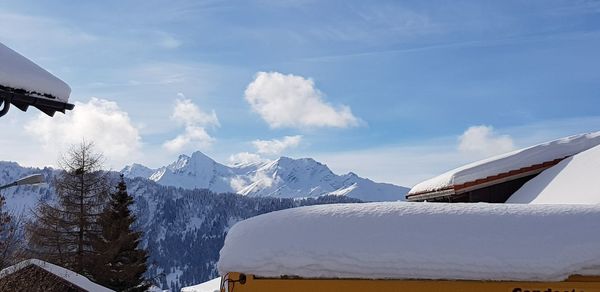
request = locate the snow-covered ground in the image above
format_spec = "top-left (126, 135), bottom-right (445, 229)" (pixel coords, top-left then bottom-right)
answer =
top-left (507, 144), bottom-right (600, 204)
top-left (181, 277), bottom-right (221, 292)
top-left (0, 42), bottom-right (71, 101)
top-left (409, 132), bottom-right (600, 194)
top-left (0, 259), bottom-right (113, 291)
top-left (218, 202), bottom-right (600, 281)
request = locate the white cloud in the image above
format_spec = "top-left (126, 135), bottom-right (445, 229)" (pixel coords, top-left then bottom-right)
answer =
top-left (252, 135), bottom-right (302, 155)
top-left (171, 95), bottom-right (220, 127)
top-left (458, 125), bottom-right (516, 158)
top-left (244, 71), bottom-right (359, 129)
top-left (163, 97), bottom-right (219, 153)
top-left (163, 126), bottom-right (215, 153)
top-left (24, 97), bottom-right (142, 168)
top-left (228, 152), bottom-right (265, 166)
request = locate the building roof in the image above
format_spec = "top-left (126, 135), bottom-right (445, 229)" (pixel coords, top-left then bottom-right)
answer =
top-left (507, 143), bottom-right (600, 204)
top-left (0, 42), bottom-right (74, 117)
top-left (406, 131), bottom-right (600, 201)
top-left (218, 202), bottom-right (600, 281)
top-left (0, 259), bottom-right (113, 292)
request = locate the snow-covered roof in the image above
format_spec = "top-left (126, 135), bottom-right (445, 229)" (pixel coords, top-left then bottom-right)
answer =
top-left (0, 259), bottom-right (114, 292)
top-left (507, 144), bottom-right (600, 204)
top-left (408, 132), bottom-right (600, 197)
top-left (181, 277), bottom-right (221, 292)
top-left (218, 202), bottom-right (600, 281)
top-left (0, 42), bottom-right (71, 102)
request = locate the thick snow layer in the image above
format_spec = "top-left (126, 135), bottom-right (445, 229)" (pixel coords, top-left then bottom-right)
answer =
top-left (507, 144), bottom-right (600, 204)
top-left (181, 277), bottom-right (221, 292)
top-left (218, 202), bottom-right (600, 281)
top-left (0, 259), bottom-right (113, 291)
top-left (0, 42), bottom-right (71, 101)
top-left (409, 132), bottom-right (600, 194)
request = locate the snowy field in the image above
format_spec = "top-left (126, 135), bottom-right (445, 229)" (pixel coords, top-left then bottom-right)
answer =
top-left (218, 202), bottom-right (600, 281)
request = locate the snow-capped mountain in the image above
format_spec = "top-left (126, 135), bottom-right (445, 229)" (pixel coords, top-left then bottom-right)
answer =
top-left (0, 161), bottom-right (361, 291)
top-left (122, 151), bottom-right (409, 201)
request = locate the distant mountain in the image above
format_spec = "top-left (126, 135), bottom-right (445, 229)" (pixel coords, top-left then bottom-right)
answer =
top-left (0, 161), bottom-right (361, 291)
top-left (122, 151), bottom-right (409, 201)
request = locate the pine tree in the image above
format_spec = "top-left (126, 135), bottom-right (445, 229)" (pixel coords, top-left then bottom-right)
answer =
top-left (26, 142), bottom-right (109, 275)
top-left (92, 174), bottom-right (149, 291)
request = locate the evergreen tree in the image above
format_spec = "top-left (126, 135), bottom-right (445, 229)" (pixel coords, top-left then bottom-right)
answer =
top-left (92, 174), bottom-right (149, 291)
top-left (26, 142), bottom-right (109, 275)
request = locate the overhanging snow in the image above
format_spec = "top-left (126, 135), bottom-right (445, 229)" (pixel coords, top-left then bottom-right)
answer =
top-left (0, 42), bottom-right (73, 116)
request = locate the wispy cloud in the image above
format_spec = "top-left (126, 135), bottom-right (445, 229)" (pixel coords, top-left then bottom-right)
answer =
top-left (158, 32), bottom-right (183, 49)
top-left (0, 12), bottom-right (98, 54)
top-left (253, 135), bottom-right (302, 156)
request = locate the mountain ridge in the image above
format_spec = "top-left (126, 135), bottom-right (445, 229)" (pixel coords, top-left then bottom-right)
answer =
top-left (122, 151), bottom-right (409, 201)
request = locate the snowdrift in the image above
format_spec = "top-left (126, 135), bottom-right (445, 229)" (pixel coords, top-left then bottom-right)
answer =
top-left (507, 144), bottom-right (600, 204)
top-left (409, 132), bottom-right (600, 196)
top-left (181, 277), bottom-right (221, 292)
top-left (218, 202), bottom-right (600, 281)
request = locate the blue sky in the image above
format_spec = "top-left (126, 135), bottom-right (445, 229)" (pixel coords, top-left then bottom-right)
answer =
top-left (1, 0), bottom-right (600, 186)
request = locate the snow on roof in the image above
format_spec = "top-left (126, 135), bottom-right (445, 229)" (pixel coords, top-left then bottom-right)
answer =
top-left (181, 277), bottom-right (221, 292)
top-left (0, 42), bottom-right (71, 102)
top-left (409, 132), bottom-right (600, 195)
top-left (507, 144), bottom-right (600, 204)
top-left (0, 259), bottom-right (114, 292)
top-left (218, 202), bottom-right (600, 281)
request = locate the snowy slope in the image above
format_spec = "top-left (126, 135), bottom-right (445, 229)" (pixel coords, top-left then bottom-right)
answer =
top-left (181, 277), bottom-right (220, 292)
top-left (507, 144), bottom-right (600, 204)
top-left (218, 202), bottom-right (600, 281)
top-left (0, 161), bottom-right (55, 214)
top-left (409, 131), bottom-right (600, 195)
top-left (0, 259), bottom-right (114, 291)
top-left (123, 151), bottom-right (408, 201)
top-left (121, 163), bottom-right (155, 179)
top-left (0, 42), bottom-right (71, 101)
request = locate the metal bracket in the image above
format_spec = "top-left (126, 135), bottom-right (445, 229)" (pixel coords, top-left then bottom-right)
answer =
top-left (0, 96), bottom-right (11, 117)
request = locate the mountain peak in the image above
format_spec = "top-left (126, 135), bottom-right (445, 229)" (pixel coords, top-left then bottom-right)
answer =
top-left (275, 156), bottom-right (320, 166)
top-left (190, 151), bottom-right (212, 160)
top-left (121, 163), bottom-right (155, 179)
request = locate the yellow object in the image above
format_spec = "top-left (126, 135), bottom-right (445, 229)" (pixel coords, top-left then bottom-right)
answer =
top-left (222, 273), bottom-right (600, 292)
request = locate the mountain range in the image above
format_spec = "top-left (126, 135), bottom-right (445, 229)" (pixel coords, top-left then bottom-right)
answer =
top-left (0, 153), bottom-right (407, 291)
top-left (122, 151), bottom-right (409, 201)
